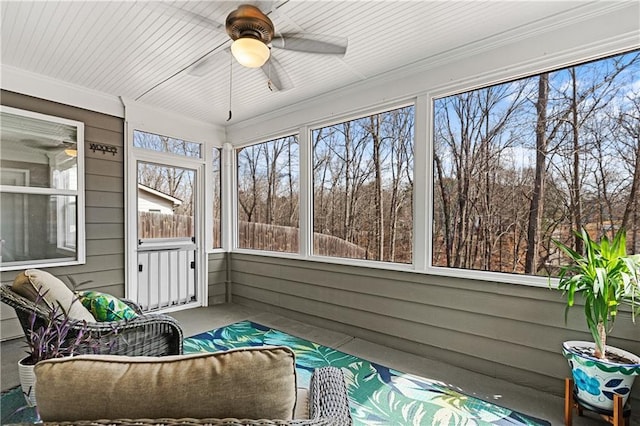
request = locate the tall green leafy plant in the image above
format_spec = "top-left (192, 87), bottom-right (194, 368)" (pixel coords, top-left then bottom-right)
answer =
top-left (554, 228), bottom-right (640, 359)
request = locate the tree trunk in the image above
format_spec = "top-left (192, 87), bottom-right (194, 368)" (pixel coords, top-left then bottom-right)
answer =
top-left (525, 73), bottom-right (549, 274)
top-left (570, 68), bottom-right (583, 253)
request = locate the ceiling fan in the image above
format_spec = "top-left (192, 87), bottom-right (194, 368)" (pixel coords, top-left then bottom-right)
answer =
top-left (167, 3), bottom-right (348, 92)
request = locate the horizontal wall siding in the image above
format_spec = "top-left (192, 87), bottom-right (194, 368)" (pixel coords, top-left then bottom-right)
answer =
top-left (1, 90), bottom-right (125, 340)
top-left (230, 253), bottom-right (640, 405)
top-left (207, 252), bottom-right (227, 305)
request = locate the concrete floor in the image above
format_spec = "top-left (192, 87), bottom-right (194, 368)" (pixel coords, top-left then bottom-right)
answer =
top-left (2, 303), bottom-right (637, 425)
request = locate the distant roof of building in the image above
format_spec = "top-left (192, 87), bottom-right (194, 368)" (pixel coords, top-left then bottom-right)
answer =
top-left (137, 183), bottom-right (182, 205)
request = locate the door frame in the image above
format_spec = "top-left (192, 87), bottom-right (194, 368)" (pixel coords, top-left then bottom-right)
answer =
top-left (124, 126), bottom-right (209, 313)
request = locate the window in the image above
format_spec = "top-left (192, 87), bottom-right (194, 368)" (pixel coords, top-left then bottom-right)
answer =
top-left (237, 136), bottom-right (299, 253)
top-left (0, 106), bottom-right (85, 270)
top-left (432, 50), bottom-right (640, 277)
top-left (133, 129), bottom-right (201, 158)
top-left (312, 106), bottom-right (415, 263)
top-left (212, 147), bottom-right (221, 249)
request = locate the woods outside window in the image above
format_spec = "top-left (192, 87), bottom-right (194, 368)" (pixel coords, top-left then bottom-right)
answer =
top-left (431, 50), bottom-right (640, 277)
top-left (236, 135), bottom-right (299, 253)
top-left (312, 106), bottom-right (415, 264)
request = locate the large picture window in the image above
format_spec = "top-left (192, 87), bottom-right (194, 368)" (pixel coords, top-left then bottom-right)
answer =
top-left (432, 50), bottom-right (639, 276)
top-left (312, 106), bottom-right (414, 263)
top-left (237, 136), bottom-right (299, 253)
top-left (0, 106), bottom-right (85, 270)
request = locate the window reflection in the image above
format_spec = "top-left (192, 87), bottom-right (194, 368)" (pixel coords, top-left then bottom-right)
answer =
top-left (0, 106), bottom-right (83, 270)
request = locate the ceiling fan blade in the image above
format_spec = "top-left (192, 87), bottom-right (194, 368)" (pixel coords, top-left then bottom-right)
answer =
top-left (271, 34), bottom-right (347, 55)
top-left (188, 51), bottom-right (226, 77)
top-left (261, 55), bottom-right (294, 91)
top-left (152, 2), bottom-right (225, 32)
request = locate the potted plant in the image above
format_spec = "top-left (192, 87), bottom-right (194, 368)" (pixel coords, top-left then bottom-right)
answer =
top-left (553, 227), bottom-right (640, 411)
top-left (19, 290), bottom-right (95, 406)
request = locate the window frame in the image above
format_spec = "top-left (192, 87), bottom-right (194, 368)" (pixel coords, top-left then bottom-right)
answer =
top-left (425, 49), bottom-right (640, 288)
top-left (229, 52), bottom-right (639, 288)
top-left (234, 133), bottom-right (301, 254)
top-left (0, 106), bottom-right (86, 271)
top-left (232, 101), bottom-right (421, 272)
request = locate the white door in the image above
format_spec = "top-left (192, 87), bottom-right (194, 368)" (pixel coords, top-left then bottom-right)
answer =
top-left (135, 162), bottom-right (199, 311)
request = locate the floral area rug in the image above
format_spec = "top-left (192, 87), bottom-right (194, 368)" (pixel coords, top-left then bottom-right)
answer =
top-left (184, 320), bottom-right (551, 426)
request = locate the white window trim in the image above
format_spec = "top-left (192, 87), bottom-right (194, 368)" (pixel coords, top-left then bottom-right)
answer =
top-left (0, 106), bottom-right (85, 271)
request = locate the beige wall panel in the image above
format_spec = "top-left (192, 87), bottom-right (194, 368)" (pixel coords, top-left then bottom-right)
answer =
top-left (67, 271), bottom-right (124, 293)
top-left (234, 271), bottom-right (638, 355)
top-left (86, 239), bottom-right (124, 256)
top-left (85, 190), bottom-right (124, 208)
top-left (207, 253), bottom-right (228, 304)
top-left (85, 175), bottom-right (123, 192)
top-left (234, 272), bottom-right (567, 353)
top-left (207, 269), bottom-right (227, 285)
top-left (209, 296), bottom-right (226, 305)
top-left (86, 223), bottom-right (124, 240)
top-left (85, 207), bottom-right (125, 224)
top-left (232, 255), bottom-right (640, 339)
top-left (230, 254), bottom-right (640, 404)
top-left (85, 157), bottom-right (123, 178)
top-left (85, 126), bottom-right (124, 147)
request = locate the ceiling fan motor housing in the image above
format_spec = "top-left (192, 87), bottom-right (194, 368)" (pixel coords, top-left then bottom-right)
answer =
top-left (226, 4), bottom-right (274, 43)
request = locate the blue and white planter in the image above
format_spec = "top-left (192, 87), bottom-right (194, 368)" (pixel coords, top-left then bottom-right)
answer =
top-left (563, 340), bottom-right (640, 411)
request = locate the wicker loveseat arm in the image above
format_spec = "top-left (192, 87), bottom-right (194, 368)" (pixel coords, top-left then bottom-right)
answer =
top-left (0, 284), bottom-right (183, 356)
top-left (309, 367), bottom-right (352, 425)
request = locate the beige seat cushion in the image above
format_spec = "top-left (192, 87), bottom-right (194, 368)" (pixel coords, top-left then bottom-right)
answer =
top-left (35, 346), bottom-right (298, 422)
top-left (12, 269), bottom-right (95, 322)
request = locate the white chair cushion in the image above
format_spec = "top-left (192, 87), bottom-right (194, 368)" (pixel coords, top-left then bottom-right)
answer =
top-left (12, 269), bottom-right (95, 322)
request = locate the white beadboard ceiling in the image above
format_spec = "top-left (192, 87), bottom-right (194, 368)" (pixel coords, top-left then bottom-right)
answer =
top-left (0, 1), bottom-right (622, 126)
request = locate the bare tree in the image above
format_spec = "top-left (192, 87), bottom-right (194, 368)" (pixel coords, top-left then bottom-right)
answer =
top-left (525, 73), bottom-right (549, 274)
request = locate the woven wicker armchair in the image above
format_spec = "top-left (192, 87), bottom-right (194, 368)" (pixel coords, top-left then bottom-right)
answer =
top-left (0, 284), bottom-right (183, 356)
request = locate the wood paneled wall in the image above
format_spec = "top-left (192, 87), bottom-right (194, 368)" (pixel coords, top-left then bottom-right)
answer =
top-left (0, 90), bottom-right (125, 339)
top-left (208, 252), bottom-right (227, 305)
top-left (0, 91), bottom-right (226, 340)
top-left (230, 252), bottom-right (640, 405)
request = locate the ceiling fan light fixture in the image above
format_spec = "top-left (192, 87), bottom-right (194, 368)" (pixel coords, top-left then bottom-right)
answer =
top-left (231, 37), bottom-right (270, 68)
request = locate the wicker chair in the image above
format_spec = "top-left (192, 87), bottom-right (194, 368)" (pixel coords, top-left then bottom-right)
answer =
top-left (0, 284), bottom-right (183, 356)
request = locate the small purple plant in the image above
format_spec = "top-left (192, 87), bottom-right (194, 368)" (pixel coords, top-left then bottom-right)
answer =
top-left (22, 288), bottom-right (112, 364)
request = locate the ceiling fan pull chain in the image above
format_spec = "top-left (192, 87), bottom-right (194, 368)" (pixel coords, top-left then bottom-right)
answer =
top-left (227, 54), bottom-right (233, 122)
top-left (267, 60), bottom-right (274, 92)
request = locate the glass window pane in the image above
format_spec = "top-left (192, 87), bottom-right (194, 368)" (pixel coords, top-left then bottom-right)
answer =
top-left (1, 193), bottom-right (77, 266)
top-left (133, 130), bottom-right (201, 158)
top-left (1, 111), bottom-right (78, 190)
top-left (431, 50), bottom-right (640, 276)
top-left (237, 136), bottom-right (299, 253)
top-left (137, 162), bottom-right (195, 240)
top-left (312, 106), bottom-right (414, 264)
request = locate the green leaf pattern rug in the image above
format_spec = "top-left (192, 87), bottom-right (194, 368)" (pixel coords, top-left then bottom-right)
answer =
top-left (184, 321), bottom-right (550, 426)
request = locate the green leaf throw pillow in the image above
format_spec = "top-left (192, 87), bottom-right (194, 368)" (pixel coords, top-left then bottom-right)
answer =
top-left (77, 291), bottom-right (138, 322)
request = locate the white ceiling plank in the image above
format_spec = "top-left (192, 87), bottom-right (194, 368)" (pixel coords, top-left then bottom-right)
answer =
top-left (1, 1), bottom-right (636, 126)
